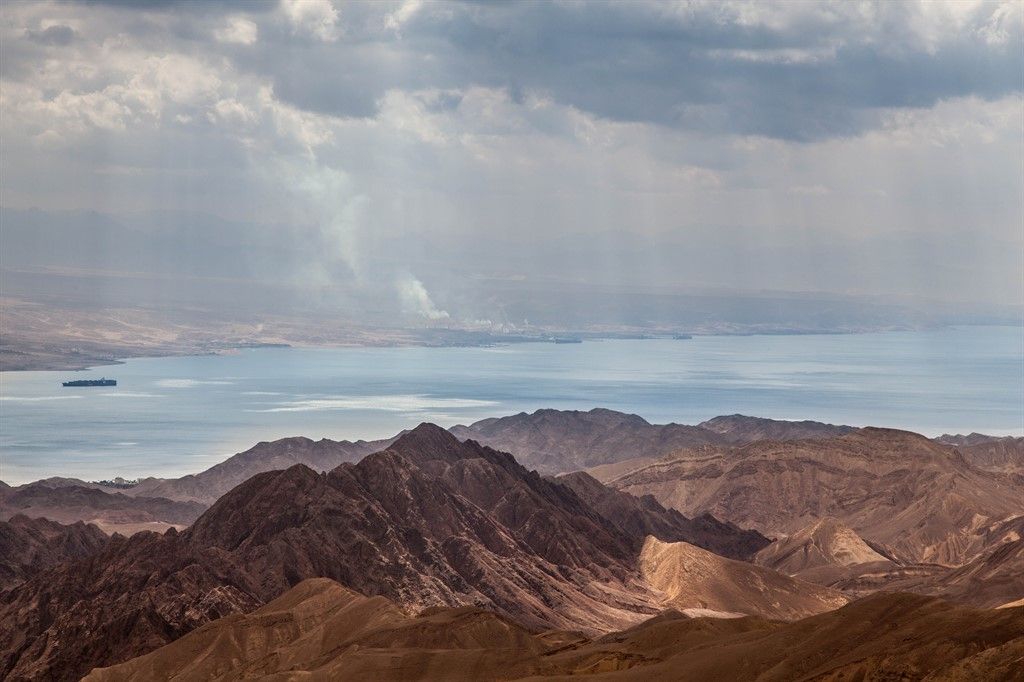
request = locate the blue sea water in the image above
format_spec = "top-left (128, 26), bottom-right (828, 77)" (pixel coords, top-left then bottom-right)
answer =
top-left (1, 326), bottom-right (1021, 485)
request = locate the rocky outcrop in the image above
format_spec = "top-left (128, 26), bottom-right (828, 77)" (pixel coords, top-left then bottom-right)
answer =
top-left (0, 515), bottom-right (109, 590)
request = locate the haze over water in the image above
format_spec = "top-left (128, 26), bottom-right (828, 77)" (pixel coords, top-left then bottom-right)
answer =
top-left (1, 325), bottom-right (1021, 485)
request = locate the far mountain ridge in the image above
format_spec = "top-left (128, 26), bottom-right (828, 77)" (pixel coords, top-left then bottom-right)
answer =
top-left (450, 408), bottom-right (856, 474)
top-left (0, 482), bottom-right (206, 535)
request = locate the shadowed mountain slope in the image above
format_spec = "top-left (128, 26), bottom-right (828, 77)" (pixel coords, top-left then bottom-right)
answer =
top-left (84, 579), bottom-right (1024, 682)
top-left (0, 515), bottom-right (109, 591)
top-left (556, 471), bottom-right (770, 560)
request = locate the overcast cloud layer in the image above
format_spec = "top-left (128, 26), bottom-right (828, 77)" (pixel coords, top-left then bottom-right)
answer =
top-left (1, 0), bottom-right (1021, 318)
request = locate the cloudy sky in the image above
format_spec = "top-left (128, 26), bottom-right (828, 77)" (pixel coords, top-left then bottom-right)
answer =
top-left (1, 1), bottom-right (1021, 320)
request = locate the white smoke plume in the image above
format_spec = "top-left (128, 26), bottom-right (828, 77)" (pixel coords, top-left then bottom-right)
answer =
top-left (396, 274), bottom-right (450, 320)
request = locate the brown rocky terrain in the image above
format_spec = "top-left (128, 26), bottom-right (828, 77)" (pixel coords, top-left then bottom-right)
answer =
top-left (936, 433), bottom-right (1024, 475)
top-left (0, 425), bottom-right (660, 680)
top-left (754, 517), bottom-right (891, 577)
top-left (84, 578), bottom-right (1024, 681)
top-left (698, 414), bottom-right (856, 443)
top-left (556, 471), bottom-right (770, 560)
top-left (0, 482), bottom-right (206, 534)
top-left (0, 435), bottom-right (395, 531)
top-left (450, 408), bottom-right (724, 474)
top-left (0, 515), bottom-right (109, 590)
top-left (638, 536), bottom-right (848, 620)
top-left (603, 428), bottom-right (1023, 566)
top-left (123, 434), bottom-right (395, 504)
top-left (450, 408), bottom-right (853, 474)
top-left (0, 424), bottom-right (835, 681)
top-left (887, 538), bottom-right (1024, 609)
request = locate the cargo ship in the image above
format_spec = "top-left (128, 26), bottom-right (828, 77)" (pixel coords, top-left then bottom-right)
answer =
top-left (62, 378), bottom-right (117, 387)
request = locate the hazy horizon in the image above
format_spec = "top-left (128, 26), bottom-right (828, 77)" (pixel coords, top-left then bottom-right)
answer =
top-left (2, 1), bottom-right (1022, 330)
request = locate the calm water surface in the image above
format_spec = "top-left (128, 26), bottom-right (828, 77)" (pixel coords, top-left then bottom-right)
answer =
top-left (1, 326), bottom-right (1021, 484)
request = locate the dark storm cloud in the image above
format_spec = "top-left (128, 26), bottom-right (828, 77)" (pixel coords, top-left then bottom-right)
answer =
top-left (227, 1), bottom-right (1022, 140)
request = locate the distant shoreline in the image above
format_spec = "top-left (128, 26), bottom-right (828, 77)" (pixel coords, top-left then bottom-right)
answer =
top-left (1, 323), bottom-right (1013, 373)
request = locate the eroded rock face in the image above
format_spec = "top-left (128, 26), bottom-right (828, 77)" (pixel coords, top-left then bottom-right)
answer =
top-left (0, 515), bottom-right (109, 590)
top-left (606, 428), bottom-right (1024, 566)
top-left (0, 424), bottom-right (666, 681)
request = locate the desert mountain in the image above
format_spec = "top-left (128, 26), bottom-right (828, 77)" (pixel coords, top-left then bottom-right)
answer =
top-left (754, 517), bottom-right (890, 577)
top-left (556, 471), bottom-right (770, 560)
top-left (126, 434), bottom-right (395, 504)
top-left (450, 408), bottom-right (853, 474)
top-left (0, 515), bottom-right (108, 590)
top-left (0, 425), bottom-right (668, 680)
top-left (84, 577), bottom-right (547, 682)
top-left (85, 578), bottom-right (1024, 682)
top-left (0, 435), bottom-right (395, 531)
top-left (604, 427), bottom-right (1023, 565)
top-left (697, 414), bottom-right (856, 442)
top-left (0, 424), bottom-right (820, 681)
top-left (638, 536), bottom-right (848, 620)
top-left (936, 433), bottom-right (1024, 475)
top-left (893, 538), bottom-right (1024, 609)
top-left (450, 408), bottom-right (724, 473)
top-left (0, 482), bottom-right (206, 535)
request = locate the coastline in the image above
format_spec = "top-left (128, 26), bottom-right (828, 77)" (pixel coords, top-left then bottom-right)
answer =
top-left (0, 324), bottom-right (954, 373)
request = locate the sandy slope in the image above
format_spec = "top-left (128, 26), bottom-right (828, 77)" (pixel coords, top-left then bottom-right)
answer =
top-left (84, 578), bottom-right (1024, 682)
top-left (638, 536), bottom-right (849, 620)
